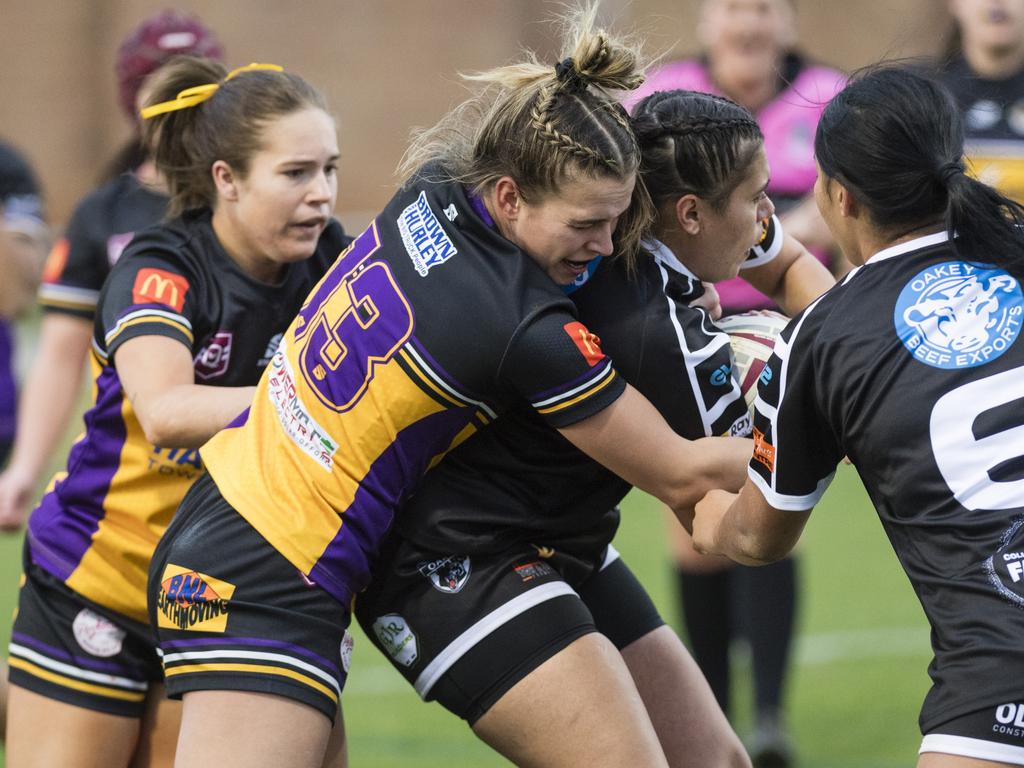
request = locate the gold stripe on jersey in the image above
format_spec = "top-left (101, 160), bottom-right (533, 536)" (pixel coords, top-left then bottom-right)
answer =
top-left (163, 662), bottom-right (338, 706)
top-left (64, 354), bottom-right (203, 624)
top-left (397, 346), bottom-right (495, 425)
top-left (8, 658), bottom-right (147, 702)
top-left (534, 363), bottom-right (618, 416)
top-left (207, 354), bottom-right (461, 579)
top-left (105, 313), bottom-right (194, 349)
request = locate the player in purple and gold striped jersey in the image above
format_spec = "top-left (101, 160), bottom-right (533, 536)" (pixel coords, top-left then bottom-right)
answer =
top-left (6, 58), bottom-right (347, 768)
top-left (148, 9), bottom-right (754, 768)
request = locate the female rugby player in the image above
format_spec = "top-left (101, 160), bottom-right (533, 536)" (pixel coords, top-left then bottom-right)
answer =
top-left (146, 8), bottom-right (754, 768)
top-left (355, 89), bottom-right (834, 768)
top-left (6, 58), bottom-right (348, 768)
top-left (694, 66), bottom-right (1024, 768)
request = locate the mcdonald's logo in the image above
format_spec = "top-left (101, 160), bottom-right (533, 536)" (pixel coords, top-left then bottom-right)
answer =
top-left (132, 268), bottom-right (190, 312)
top-left (42, 238), bottom-right (70, 284)
top-left (562, 321), bottom-right (604, 367)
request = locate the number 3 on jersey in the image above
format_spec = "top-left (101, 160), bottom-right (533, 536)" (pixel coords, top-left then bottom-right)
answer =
top-left (295, 223), bottom-right (415, 412)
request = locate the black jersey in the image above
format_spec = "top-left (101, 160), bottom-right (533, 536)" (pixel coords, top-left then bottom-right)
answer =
top-left (199, 166), bottom-right (627, 607)
top-left (39, 173), bottom-right (167, 318)
top-left (393, 223), bottom-right (781, 560)
top-left (750, 231), bottom-right (1024, 731)
top-left (937, 58), bottom-right (1024, 202)
top-left (26, 210), bottom-right (349, 623)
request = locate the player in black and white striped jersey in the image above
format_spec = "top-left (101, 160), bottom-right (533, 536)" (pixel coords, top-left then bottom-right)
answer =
top-left (694, 66), bottom-right (1024, 768)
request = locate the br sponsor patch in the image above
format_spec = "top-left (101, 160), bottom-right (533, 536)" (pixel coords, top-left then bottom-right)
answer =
top-left (132, 268), bottom-right (190, 313)
top-left (156, 563), bottom-right (235, 632)
top-left (372, 614), bottom-right (418, 668)
top-left (417, 555), bottom-right (471, 594)
top-left (72, 608), bottom-right (126, 657)
top-left (563, 321), bottom-right (605, 366)
top-left (894, 262), bottom-right (1022, 369)
top-left (398, 190), bottom-right (458, 276)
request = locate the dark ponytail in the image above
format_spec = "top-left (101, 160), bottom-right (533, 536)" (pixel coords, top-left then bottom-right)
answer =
top-left (815, 66), bottom-right (1024, 279)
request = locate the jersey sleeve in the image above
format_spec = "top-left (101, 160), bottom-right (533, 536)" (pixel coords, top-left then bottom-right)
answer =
top-left (500, 309), bottom-right (626, 429)
top-left (747, 297), bottom-right (841, 510)
top-left (38, 195), bottom-right (111, 319)
top-left (740, 214), bottom-right (784, 271)
top-left (98, 237), bottom-right (200, 362)
top-left (639, 270), bottom-right (752, 438)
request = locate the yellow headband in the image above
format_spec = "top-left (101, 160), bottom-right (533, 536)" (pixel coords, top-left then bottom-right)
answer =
top-left (139, 62), bottom-right (285, 120)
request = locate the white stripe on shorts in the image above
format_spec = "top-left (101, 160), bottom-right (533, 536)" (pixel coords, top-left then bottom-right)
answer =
top-left (413, 581), bottom-right (578, 698)
top-left (8, 642), bottom-right (148, 691)
top-left (921, 734), bottom-right (1024, 765)
top-left (160, 649), bottom-right (342, 698)
top-left (599, 543), bottom-right (620, 571)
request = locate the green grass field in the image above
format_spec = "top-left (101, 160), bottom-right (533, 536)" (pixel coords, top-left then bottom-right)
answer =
top-left (0, 461), bottom-right (932, 766)
top-left (0, 316), bottom-right (932, 764)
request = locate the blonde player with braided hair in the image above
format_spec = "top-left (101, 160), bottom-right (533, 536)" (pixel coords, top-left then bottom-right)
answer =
top-left (147, 6), bottom-right (752, 767)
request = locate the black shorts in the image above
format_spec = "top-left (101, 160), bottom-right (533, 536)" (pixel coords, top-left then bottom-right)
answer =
top-left (148, 473), bottom-right (352, 722)
top-left (354, 537), bottom-right (664, 724)
top-left (922, 703), bottom-right (1024, 765)
top-left (9, 541), bottom-right (163, 717)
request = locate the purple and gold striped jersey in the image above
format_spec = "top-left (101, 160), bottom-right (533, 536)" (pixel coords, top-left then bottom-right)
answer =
top-left (27, 212), bottom-right (348, 623)
top-left (201, 169), bottom-right (626, 607)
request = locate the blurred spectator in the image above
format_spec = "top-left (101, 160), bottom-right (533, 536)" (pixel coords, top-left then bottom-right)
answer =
top-left (0, 138), bottom-right (48, 741)
top-left (937, 0), bottom-right (1024, 202)
top-left (625, 2), bottom-right (846, 766)
top-left (0, 10), bottom-right (224, 531)
top-left (0, 140), bottom-right (49, 468)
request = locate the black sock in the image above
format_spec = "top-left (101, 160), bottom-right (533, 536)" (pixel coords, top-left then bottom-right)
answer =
top-left (676, 567), bottom-right (732, 714)
top-left (734, 556), bottom-right (797, 721)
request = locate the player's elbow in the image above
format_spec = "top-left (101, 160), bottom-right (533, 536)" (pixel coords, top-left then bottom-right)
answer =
top-left (730, 528), bottom-right (795, 566)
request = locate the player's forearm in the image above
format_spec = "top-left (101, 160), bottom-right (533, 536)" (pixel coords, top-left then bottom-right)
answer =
top-left (133, 384), bottom-right (256, 448)
top-left (700, 485), bottom-right (802, 566)
top-left (660, 435), bottom-right (752, 524)
top-left (7, 333), bottom-right (90, 483)
top-left (0, 233), bottom-right (46, 318)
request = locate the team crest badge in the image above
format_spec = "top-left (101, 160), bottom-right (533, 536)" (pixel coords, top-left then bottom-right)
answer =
top-left (417, 556), bottom-right (471, 594)
top-left (894, 262), bottom-right (1022, 369)
top-left (986, 517), bottom-right (1024, 608)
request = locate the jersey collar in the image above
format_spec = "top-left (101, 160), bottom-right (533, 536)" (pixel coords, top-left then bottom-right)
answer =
top-left (642, 237), bottom-right (701, 282)
top-left (864, 229), bottom-right (951, 266)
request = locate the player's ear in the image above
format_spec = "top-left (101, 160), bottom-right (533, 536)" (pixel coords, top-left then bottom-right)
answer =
top-left (212, 160), bottom-right (240, 203)
top-left (675, 194), bottom-right (702, 236)
top-left (835, 180), bottom-right (858, 219)
top-left (492, 176), bottom-right (522, 223)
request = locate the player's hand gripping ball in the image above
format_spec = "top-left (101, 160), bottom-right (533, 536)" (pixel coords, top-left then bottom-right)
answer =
top-left (715, 310), bottom-right (789, 411)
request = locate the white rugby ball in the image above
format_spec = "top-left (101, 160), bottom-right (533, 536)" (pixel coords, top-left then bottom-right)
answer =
top-left (715, 310), bottom-right (789, 410)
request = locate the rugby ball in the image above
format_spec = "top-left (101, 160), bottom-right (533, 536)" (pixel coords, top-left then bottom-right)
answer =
top-left (715, 310), bottom-right (789, 410)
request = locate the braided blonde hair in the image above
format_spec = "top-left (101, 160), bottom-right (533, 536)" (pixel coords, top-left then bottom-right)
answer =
top-left (399, 4), bottom-right (652, 259)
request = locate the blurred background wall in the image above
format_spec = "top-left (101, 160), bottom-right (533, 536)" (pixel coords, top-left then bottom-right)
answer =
top-left (0, 0), bottom-right (951, 231)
